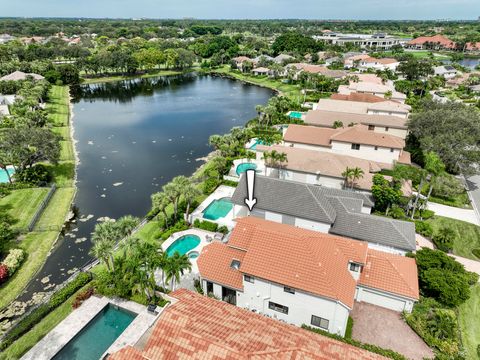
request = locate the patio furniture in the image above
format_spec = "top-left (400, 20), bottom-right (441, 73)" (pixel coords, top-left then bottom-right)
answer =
top-left (214, 232), bottom-right (224, 241)
top-left (147, 304), bottom-right (157, 314)
top-left (206, 235), bottom-right (213, 243)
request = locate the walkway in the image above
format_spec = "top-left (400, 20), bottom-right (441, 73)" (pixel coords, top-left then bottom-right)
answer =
top-left (466, 175), bottom-right (480, 224)
top-left (351, 302), bottom-right (434, 360)
top-left (427, 202), bottom-right (479, 226)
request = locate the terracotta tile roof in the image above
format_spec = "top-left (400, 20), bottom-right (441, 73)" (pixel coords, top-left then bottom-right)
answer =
top-left (197, 242), bottom-right (246, 291)
top-left (285, 124), bottom-right (405, 149)
top-left (331, 93), bottom-right (387, 103)
top-left (304, 110), bottom-right (407, 130)
top-left (109, 289), bottom-right (387, 360)
top-left (407, 34), bottom-right (456, 49)
top-left (466, 42), bottom-right (480, 51)
top-left (284, 124), bottom-right (336, 147)
top-left (206, 217), bottom-right (369, 308)
top-left (361, 57), bottom-right (398, 65)
top-left (287, 63), bottom-right (347, 78)
top-left (253, 67), bottom-right (270, 73)
top-left (354, 74), bottom-right (386, 85)
top-left (360, 249), bottom-right (419, 300)
top-left (398, 150), bottom-right (411, 165)
top-left (255, 144), bottom-right (385, 191)
top-left (330, 124), bottom-right (405, 149)
top-left (233, 56), bottom-right (251, 62)
top-left (317, 99), bottom-right (410, 115)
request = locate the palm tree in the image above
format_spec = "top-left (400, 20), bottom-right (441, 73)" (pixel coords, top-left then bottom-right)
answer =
top-left (116, 215), bottom-right (140, 237)
top-left (90, 237), bottom-right (115, 272)
top-left (350, 167), bottom-right (365, 190)
top-left (183, 181), bottom-right (201, 223)
top-left (163, 176), bottom-right (189, 221)
top-left (210, 156), bottom-right (227, 180)
top-left (342, 167), bottom-right (354, 189)
top-left (151, 191), bottom-right (170, 228)
top-left (165, 252), bottom-right (192, 291)
top-left (273, 151), bottom-right (288, 179)
top-left (90, 221), bottom-right (119, 271)
top-left (262, 151), bottom-right (271, 175)
top-left (424, 151), bottom-right (445, 200)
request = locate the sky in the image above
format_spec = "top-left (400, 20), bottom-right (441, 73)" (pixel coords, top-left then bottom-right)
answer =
top-left (2, 0), bottom-right (480, 20)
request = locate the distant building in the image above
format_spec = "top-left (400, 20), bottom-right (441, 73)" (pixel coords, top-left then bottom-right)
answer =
top-left (0, 71), bottom-right (45, 82)
top-left (434, 65), bottom-right (458, 79)
top-left (406, 34), bottom-right (456, 50)
top-left (314, 33), bottom-right (407, 50)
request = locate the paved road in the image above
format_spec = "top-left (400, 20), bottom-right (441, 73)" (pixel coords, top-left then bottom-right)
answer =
top-left (427, 202), bottom-right (479, 226)
top-left (466, 175), bottom-right (480, 224)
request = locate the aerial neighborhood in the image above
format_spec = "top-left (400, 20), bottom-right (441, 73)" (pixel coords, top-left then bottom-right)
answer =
top-left (0, 14), bottom-right (480, 360)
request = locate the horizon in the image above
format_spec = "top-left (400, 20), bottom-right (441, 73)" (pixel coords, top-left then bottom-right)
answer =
top-left (2, 0), bottom-right (480, 21)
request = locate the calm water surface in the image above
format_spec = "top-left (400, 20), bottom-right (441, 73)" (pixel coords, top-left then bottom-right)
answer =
top-left (17, 74), bottom-right (273, 301)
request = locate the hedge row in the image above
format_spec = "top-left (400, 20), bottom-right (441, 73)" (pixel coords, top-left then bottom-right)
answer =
top-left (0, 272), bottom-right (92, 350)
top-left (301, 325), bottom-right (407, 360)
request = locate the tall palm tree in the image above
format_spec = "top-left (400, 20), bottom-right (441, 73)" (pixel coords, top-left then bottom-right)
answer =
top-left (165, 252), bottom-right (192, 291)
top-left (272, 151), bottom-right (288, 179)
top-left (151, 191), bottom-right (170, 228)
top-left (262, 151), bottom-right (271, 175)
top-left (163, 176), bottom-right (189, 221)
top-left (116, 215), bottom-right (140, 238)
top-left (89, 237), bottom-right (115, 272)
top-left (183, 181), bottom-right (201, 223)
top-left (90, 221), bottom-right (119, 271)
top-left (350, 167), bottom-right (365, 190)
top-left (342, 167), bottom-right (354, 189)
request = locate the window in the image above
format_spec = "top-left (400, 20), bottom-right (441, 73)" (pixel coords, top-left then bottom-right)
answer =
top-left (351, 143), bottom-right (360, 150)
top-left (350, 263), bottom-right (361, 272)
top-left (311, 315), bottom-right (329, 330)
top-left (269, 301), bottom-right (289, 314)
top-left (390, 148), bottom-right (394, 153)
top-left (368, 125), bottom-right (375, 131)
top-left (374, 146), bottom-right (378, 151)
top-left (284, 286), bottom-right (295, 294)
top-left (385, 127), bottom-right (389, 132)
top-left (230, 260), bottom-right (241, 270)
top-left (244, 275), bottom-right (254, 283)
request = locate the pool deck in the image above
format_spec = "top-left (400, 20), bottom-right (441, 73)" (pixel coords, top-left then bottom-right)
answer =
top-left (21, 296), bottom-right (162, 360)
top-left (225, 158), bottom-right (265, 182)
top-left (189, 185), bottom-right (236, 228)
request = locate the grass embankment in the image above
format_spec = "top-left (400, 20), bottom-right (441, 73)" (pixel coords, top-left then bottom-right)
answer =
top-left (81, 68), bottom-right (198, 84)
top-left (458, 284), bottom-right (480, 360)
top-left (0, 284), bottom-right (91, 360)
top-left (426, 216), bottom-right (480, 260)
top-left (209, 66), bottom-right (302, 100)
top-left (0, 85), bottom-right (76, 311)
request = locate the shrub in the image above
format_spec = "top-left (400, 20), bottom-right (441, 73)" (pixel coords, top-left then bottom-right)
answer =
top-left (419, 209), bottom-right (435, 220)
top-left (160, 220), bottom-right (189, 240)
top-left (432, 227), bottom-right (456, 252)
top-left (472, 248), bottom-right (480, 260)
top-left (217, 225), bottom-right (229, 234)
top-left (72, 287), bottom-right (94, 309)
top-left (14, 164), bottom-right (52, 186)
top-left (345, 316), bottom-right (354, 339)
top-left (194, 278), bottom-right (204, 295)
top-left (302, 325), bottom-right (407, 360)
top-left (202, 178), bottom-right (220, 195)
top-left (0, 264), bottom-right (8, 284)
top-left (49, 272), bottom-right (92, 309)
top-left (193, 219), bottom-right (218, 232)
top-left (415, 221), bottom-right (433, 238)
top-left (2, 249), bottom-right (25, 275)
top-left (390, 205), bottom-right (406, 219)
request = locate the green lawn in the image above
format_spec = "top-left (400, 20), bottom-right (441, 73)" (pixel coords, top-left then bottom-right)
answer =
top-left (458, 284), bottom-right (480, 360)
top-left (0, 284), bottom-right (90, 360)
top-left (46, 86), bottom-right (70, 127)
top-left (426, 216), bottom-right (480, 260)
top-left (0, 188), bottom-right (49, 231)
top-left (135, 220), bottom-right (163, 244)
top-left (59, 140), bottom-right (75, 162)
top-left (210, 66), bottom-right (302, 100)
top-left (0, 231), bottom-right (58, 310)
top-left (51, 126), bottom-right (70, 140)
top-left (81, 68), bottom-right (197, 84)
top-left (34, 187), bottom-right (75, 231)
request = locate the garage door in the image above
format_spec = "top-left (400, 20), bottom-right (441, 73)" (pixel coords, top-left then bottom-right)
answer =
top-left (361, 290), bottom-right (406, 312)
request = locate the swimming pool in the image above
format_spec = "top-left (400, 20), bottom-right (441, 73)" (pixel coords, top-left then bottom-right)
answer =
top-left (289, 111), bottom-right (303, 119)
top-left (52, 304), bottom-right (136, 360)
top-left (235, 162), bottom-right (257, 176)
top-left (0, 167), bottom-right (15, 183)
top-left (188, 251), bottom-right (199, 259)
top-left (166, 234), bottom-right (201, 257)
top-left (203, 197), bottom-right (234, 220)
top-left (249, 139), bottom-right (264, 150)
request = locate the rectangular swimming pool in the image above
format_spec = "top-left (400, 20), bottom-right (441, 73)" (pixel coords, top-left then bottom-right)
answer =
top-left (203, 197), bottom-right (233, 220)
top-left (52, 304), bottom-right (137, 360)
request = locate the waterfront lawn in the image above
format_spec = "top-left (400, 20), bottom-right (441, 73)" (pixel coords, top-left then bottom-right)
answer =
top-left (211, 66), bottom-right (302, 100)
top-left (0, 231), bottom-right (58, 310)
top-left (135, 220), bottom-right (164, 244)
top-left (81, 68), bottom-right (195, 84)
top-left (51, 126), bottom-right (70, 140)
top-left (34, 188), bottom-right (75, 231)
top-left (0, 284), bottom-right (90, 360)
top-left (426, 216), bottom-right (480, 260)
top-left (59, 140), bottom-right (75, 162)
top-left (48, 162), bottom-right (75, 188)
top-left (46, 86), bottom-right (70, 127)
top-left (0, 188), bottom-right (49, 231)
top-left (458, 284), bottom-right (480, 360)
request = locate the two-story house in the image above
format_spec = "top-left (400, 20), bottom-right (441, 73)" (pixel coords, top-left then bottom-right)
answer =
top-left (283, 124), bottom-right (411, 165)
top-left (315, 98), bottom-right (410, 118)
top-left (197, 217), bottom-right (419, 336)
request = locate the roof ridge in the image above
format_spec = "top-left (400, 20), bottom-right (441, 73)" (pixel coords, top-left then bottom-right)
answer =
top-left (390, 219), bottom-right (415, 249)
top-left (306, 185), bottom-right (337, 222)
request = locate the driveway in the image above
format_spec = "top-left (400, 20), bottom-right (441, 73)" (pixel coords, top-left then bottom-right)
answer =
top-left (427, 202), bottom-right (479, 226)
top-left (351, 302), bottom-right (434, 360)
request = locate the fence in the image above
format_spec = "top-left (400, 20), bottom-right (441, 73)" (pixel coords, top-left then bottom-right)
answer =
top-left (27, 184), bottom-right (57, 232)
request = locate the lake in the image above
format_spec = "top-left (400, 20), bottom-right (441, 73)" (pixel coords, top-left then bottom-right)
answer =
top-left (16, 74), bottom-right (273, 302)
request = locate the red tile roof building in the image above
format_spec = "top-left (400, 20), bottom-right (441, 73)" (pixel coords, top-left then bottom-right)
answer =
top-left (109, 289), bottom-right (387, 360)
top-left (406, 34), bottom-right (456, 50)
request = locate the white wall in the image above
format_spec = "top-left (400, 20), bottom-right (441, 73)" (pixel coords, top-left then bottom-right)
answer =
top-left (367, 109), bottom-right (408, 119)
top-left (294, 218), bottom-right (331, 233)
top-left (356, 286), bottom-right (414, 313)
top-left (237, 276), bottom-right (350, 336)
top-left (367, 242), bottom-right (407, 256)
top-left (370, 126), bottom-right (407, 139)
top-left (331, 141), bottom-right (400, 164)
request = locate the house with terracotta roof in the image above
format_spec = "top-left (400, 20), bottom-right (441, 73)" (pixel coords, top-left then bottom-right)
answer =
top-left (465, 42), bottom-right (480, 52)
top-left (231, 176), bottom-right (416, 254)
top-left (255, 144), bottom-right (395, 193)
top-left (338, 81), bottom-right (407, 103)
top-left (286, 63), bottom-right (347, 79)
top-left (252, 67), bottom-right (271, 76)
top-left (406, 34), bottom-right (456, 50)
top-left (197, 218), bottom-right (419, 336)
top-left (232, 56), bottom-right (252, 71)
top-left (315, 98), bottom-right (410, 118)
top-left (109, 289), bottom-right (387, 359)
top-left (283, 124), bottom-right (411, 165)
top-left (0, 71), bottom-right (45, 82)
top-left (344, 54), bottom-right (371, 68)
top-left (358, 57), bottom-right (400, 72)
top-left (303, 110), bottom-right (408, 139)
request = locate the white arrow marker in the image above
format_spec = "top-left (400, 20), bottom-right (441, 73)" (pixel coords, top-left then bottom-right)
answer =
top-left (244, 169), bottom-right (257, 211)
